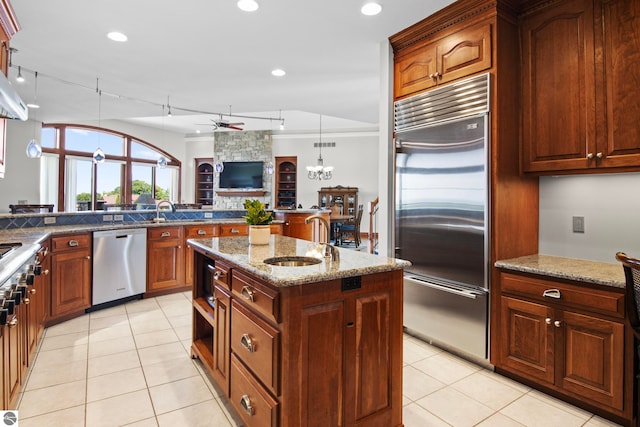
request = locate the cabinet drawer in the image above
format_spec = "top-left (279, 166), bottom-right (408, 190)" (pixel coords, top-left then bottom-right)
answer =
top-left (219, 224), bottom-right (248, 236)
top-left (230, 354), bottom-right (279, 427)
top-left (231, 300), bottom-right (280, 395)
top-left (184, 224), bottom-right (218, 238)
top-left (51, 233), bottom-right (91, 252)
top-left (147, 226), bottom-right (182, 240)
top-left (211, 259), bottom-right (231, 291)
top-left (500, 273), bottom-right (624, 318)
top-left (232, 270), bottom-right (280, 323)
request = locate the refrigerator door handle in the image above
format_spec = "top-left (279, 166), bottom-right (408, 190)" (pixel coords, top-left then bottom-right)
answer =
top-left (405, 276), bottom-right (486, 300)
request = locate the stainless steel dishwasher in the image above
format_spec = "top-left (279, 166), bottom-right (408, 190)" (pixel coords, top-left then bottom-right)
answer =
top-left (92, 228), bottom-right (147, 306)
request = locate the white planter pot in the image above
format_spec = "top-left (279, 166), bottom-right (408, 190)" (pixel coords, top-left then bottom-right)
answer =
top-left (249, 225), bottom-right (271, 245)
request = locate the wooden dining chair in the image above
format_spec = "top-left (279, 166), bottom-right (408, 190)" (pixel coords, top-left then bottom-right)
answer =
top-left (338, 205), bottom-right (363, 248)
top-left (615, 251), bottom-right (640, 426)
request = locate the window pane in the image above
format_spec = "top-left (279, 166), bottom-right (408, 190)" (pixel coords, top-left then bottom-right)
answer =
top-left (65, 128), bottom-right (124, 156)
top-left (156, 166), bottom-right (178, 202)
top-left (131, 163), bottom-right (155, 207)
top-left (65, 156), bottom-right (93, 212)
top-left (40, 154), bottom-right (59, 208)
top-left (131, 140), bottom-right (164, 161)
top-left (96, 160), bottom-right (124, 207)
top-left (41, 127), bottom-right (56, 149)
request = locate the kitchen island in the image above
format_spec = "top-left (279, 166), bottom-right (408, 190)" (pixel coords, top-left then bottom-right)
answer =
top-left (188, 235), bottom-right (409, 427)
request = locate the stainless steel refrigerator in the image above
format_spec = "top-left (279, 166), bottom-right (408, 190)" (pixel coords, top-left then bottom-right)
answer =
top-left (394, 73), bottom-right (490, 362)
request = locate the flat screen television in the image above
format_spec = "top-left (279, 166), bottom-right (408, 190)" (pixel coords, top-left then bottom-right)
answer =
top-left (219, 161), bottom-right (264, 189)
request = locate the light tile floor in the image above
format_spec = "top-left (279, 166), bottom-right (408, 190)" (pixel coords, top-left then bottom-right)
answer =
top-left (15, 292), bottom-right (623, 427)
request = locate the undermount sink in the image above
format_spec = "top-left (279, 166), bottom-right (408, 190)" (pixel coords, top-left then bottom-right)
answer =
top-left (263, 256), bottom-right (322, 267)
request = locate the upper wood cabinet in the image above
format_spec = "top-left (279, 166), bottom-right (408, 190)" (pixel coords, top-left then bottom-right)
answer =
top-left (521, 0), bottom-right (640, 174)
top-left (393, 19), bottom-right (492, 99)
top-left (274, 156), bottom-right (297, 209)
top-left (0, 0), bottom-right (19, 180)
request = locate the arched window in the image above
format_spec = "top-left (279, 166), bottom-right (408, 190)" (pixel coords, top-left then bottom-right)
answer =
top-left (40, 124), bottom-right (181, 212)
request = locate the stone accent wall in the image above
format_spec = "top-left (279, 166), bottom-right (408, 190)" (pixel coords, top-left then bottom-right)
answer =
top-left (214, 130), bottom-right (273, 209)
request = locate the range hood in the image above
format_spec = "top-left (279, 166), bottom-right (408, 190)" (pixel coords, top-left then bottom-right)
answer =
top-left (0, 72), bottom-right (27, 120)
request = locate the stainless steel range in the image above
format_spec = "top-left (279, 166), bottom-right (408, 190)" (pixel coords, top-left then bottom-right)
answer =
top-left (0, 242), bottom-right (41, 327)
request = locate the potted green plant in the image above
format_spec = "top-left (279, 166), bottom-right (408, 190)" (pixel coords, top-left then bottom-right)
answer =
top-left (244, 199), bottom-right (273, 245)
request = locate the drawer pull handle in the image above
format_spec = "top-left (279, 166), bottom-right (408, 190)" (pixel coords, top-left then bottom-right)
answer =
top-left (68, 240), bottom-right (79, 247)
top-left (554, 320), bottom-right (561, 328)
top-left (240, 333), bottom-right (255, 352)
top-left (29, 288), bottom-right (36, 295)
top-left (213, 271), bottom-right (224, 281)
top-left (23, 297), bottom-right (30, 305)
top-left (231, 228), bottom-right (240, 234)
top-left (161, 231), bottom-right (171, 238)
top-left (7, 317), bottom-right (17, 328)
top-left (240, 394), bottom-right (255, 416)
top-left (197, 229), bottom-right (206, 235)
top-left (542, 289), bottom-right (561, 299)
top-left (241, 286), bottom-right (255, 302)
top-left (545, 318), bottom-right (551, 325)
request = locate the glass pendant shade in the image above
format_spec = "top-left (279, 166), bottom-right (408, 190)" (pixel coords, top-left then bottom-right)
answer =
top-left (93, 147), bottom-right (106, 163)
top-left (157, 157), bottom-right (168, 168)
top-left (265, 161), bottom-right (274, 175)
top-left (215, 162), bottom-right (224, 173)
top-left (26, 139), bottom-right (42, 159)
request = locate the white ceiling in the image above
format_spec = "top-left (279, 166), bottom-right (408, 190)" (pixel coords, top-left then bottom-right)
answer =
top-left (7, 0), bottom-right (454, 134)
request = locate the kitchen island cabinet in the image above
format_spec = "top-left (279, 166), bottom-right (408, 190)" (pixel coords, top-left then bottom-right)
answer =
top-left (189, 235), bottom-right (408, 427)
top-left (495, 256), bottom-right (633, 425)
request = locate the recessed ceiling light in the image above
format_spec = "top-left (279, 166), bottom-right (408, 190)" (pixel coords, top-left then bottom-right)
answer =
top-left (271, 69), bottom-right (286, 77)
top-left (361, 2), bottom-right (382, 16)
top-left (237, 0), bottom-right (259, 12)
top-left (107, 31), bottom-right (128, 42)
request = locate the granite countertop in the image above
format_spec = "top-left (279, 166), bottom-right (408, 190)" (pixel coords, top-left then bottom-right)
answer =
top-left (495, 254), bottom-right (625, 289)
top-left (188, 235), bottom-right (411, 287)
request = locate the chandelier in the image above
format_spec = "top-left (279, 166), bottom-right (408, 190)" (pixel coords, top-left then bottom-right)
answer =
top-left (307, 114), bottom-right (333, 180)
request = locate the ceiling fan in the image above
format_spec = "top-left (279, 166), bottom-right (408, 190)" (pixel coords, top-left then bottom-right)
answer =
top-left (197, 111), bottom-right (245, 131)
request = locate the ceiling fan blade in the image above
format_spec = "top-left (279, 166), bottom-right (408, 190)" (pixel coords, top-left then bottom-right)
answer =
top-left (227, 125), bottom-right (243, 131)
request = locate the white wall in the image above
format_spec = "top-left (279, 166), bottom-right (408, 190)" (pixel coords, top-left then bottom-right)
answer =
top-left (272, 130), bottom-right (379, 233)
top-left (0, 120), bottom-right (42, 211)
top-left (539, 173), bottom-right (640, 263)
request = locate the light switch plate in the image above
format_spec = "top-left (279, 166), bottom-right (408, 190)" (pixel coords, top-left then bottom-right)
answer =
top-left (204, 212), bottom-right (213, 218)
top-left (572, 216), bottom-right (585, 233)
top-left (113, 214), bottom-right (124, 221)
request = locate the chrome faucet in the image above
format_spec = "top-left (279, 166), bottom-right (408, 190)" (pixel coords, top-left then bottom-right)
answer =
top-left (304, 214), bottom-right (339, 262)
top-left (154, 200), bottom-right (175, 223)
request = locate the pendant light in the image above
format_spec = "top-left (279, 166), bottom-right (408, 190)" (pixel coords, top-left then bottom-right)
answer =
top-left (157, 105), bottom-right (167, 168)
top-left (307, 114), bottom-right (333, 180)
top-left (26, 71), bottom-right (42, 159)
top-left (93, 79), bottom-right (105, 163)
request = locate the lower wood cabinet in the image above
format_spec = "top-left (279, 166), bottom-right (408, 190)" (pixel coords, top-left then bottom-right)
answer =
top-left (184, 224), bottom-right (219, 287)
top-left (50, 233), bottom-right (92, 320)
top-left (494, 271), bottom-right (630, 423)
top-left (191, 249), bottom-right (403, 427)
top-left (147, 226), bottom-right (186, 296)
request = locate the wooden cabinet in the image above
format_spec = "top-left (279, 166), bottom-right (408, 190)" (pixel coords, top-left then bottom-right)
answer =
top-left (0, 1), bottom-right (19, 180)
top-left (50, 233), bottom-right (92, 320)
top-left (317, 186), bottom-right (358, 216)
top-left (393, 19), bottom-right (492, 99)
top-left (146, 226), bottom-right (186, 296)
top-left (521, 0), bottom-right (640, 174)
top-left (195, 158), bottom-right (215, 206)
top-left (184, 224), bottom-right (218, 287)
top-left (274, 211), bottom-right (329, 242)
top-left (191, 248), bottom-right (403, 427)
top-left (3, 305), bottom-right (21, 408)
top-left (274, 157), bottom-right (297, 209)
top-left (495, 271), bottom-right (630, 421)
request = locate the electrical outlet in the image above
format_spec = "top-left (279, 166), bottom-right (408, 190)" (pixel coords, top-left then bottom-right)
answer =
top-left (113, 214), bottom-right (124, 221)
top-left (204, 212), bottom-right (213, 218)
top-left (44, 217), bottom-right (56, 225)
top-left (572, 216), bottom-right (585, 233)
top-left (103, 215), bottom-right (113, 222)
